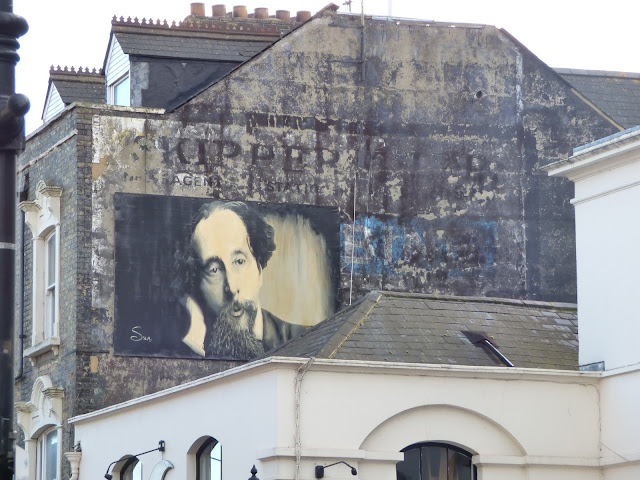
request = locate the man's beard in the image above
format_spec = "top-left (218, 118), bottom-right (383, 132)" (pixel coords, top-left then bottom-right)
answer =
top-left (205, 300), bottom-right (264, 359)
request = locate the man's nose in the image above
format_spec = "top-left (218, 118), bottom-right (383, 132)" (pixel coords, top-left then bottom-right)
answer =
top-left (224, 270), bottom-right (240, 298)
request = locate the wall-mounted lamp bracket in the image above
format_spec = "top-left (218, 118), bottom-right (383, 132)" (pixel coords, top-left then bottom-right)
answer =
top-left (104, 440), bottom-right (166, 479)
top-left (315, 461), bottom-right (357, 478)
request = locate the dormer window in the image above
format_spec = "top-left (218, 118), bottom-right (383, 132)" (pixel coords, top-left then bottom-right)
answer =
top-left (105, 34), bottom-right (131, 106)
top-left (112, 74), bottom-right (130, 106)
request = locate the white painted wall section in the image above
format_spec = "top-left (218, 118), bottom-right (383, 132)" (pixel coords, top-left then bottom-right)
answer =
top-left (545, 127), bottom-right (640, 371)
top-left (69, 359), bottom-right (602, 480)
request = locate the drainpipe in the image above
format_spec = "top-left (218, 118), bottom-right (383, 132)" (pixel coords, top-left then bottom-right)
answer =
top-left (294, 358), bottom-right (314, 480)
top-left (360, 0), bottom-right (365, 82)
top-left (15, 172), bottom-right (28, 380)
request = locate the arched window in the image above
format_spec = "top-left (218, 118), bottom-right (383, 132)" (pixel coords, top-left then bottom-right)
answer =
top-left (20, 181), bottom-right (62, 364)
top-left (397, 442), bottom-right (475, 480)
top-left (36, 427), bottom-right (58, 480)
top-left (121, 457), bottom-right (142, 480)
top-left (196, 437), bottom-right (221, 480)
top-left (15, 376), bottom-right (64, 480)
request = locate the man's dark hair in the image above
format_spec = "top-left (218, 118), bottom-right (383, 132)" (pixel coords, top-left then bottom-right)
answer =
top-left (192, 200), bottom-right (276, 270)
top-left (172, 200), bottom-right (276, 299)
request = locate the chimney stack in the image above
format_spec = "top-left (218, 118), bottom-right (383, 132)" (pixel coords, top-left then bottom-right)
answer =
top-left (296, 10), bottom-right (311, 22)
top-left (254, 7), bottom-right (269, 19)
top-left (233, 5), bottom-right (248, 17)
top-left (190, 2), bottom-right (206, 15)
top-left (212, 4), bottom-right (226, 16)
top-left (275, 10), bottom-right (290, 20)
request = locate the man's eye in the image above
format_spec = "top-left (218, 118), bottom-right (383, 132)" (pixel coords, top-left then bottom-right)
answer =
top-left (235, 258), bottom-right (245, 266)
top-left (204, 263), bottom-right (222, 276)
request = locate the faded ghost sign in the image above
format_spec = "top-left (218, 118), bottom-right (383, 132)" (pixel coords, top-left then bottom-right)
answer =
top-left (114, 193), bottom-right (341, 360)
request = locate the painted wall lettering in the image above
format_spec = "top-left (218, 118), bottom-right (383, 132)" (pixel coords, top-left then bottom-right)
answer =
top-left (341, 215), bottom-right (498, 278)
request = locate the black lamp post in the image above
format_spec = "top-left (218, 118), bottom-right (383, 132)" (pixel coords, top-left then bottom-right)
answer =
top-left (0, 0), bottom-right (29, 477)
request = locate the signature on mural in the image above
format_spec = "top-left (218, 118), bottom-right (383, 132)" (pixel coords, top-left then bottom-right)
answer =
top-left (130, 326), bottom-right (152, 342)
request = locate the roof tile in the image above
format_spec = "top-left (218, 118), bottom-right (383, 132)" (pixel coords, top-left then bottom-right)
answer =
top-left (269, 291), bottom-right (579, 370)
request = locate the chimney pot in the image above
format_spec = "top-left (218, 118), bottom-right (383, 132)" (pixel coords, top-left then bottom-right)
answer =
top-left (212, 4), bottom-right (226, 16)
top-left (296, 11), bottom-right (311, 22)
top-left (254, 7), bottom-right (268, 19)
top-left (275, 10), bottom-right (290, 20)
top-left (233, 5), bottom-right (248, 18)
top-left (190, 2), bottom-right (206, 16)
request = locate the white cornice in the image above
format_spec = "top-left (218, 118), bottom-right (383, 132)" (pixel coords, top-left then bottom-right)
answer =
top-left (544, 127), bottom-right (640, 181)
top-left (68, 357), bottom-right (600, 425)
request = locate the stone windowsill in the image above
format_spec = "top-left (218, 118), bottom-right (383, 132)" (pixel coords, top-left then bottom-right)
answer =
top-left (24, 337), bottom-right (61, 366)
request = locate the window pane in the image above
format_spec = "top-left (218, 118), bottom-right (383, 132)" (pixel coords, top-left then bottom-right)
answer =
top-left (397, 446), bottom-right (420, 480)
top-left (211, 442), bottom-right (222, 480)
top-left (114, 76), bottom-right (130, 106)
top-left (422, 446), bottom-right (447, 480)
top-left (197, 440), bottom-right (213, 480)
top-left (132, 461), bottom-right (142, 480)
top-left (45, 233), bottom-right (57, 338)
top-left (451, 451), bottom-right (471, 480)
top-left (45, 289), bottom-right (55, 338)
top-left (44, 429), bottom-right (58, 480)
top-left (398, 444), bottom-right (473, 480)
top-left (197, 438), bottom-right (222, 480)
top-left (122, 458), bottom-right (140, 480)
top-left (47, 233), bottom-right (56, 287)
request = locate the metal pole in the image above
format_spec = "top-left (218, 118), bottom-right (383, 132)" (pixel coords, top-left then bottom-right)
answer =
top-left (0, 0), bottom-right (29, 476)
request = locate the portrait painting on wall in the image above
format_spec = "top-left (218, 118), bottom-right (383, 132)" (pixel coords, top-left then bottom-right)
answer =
top-left (114, 193), bottom-right (341, 360)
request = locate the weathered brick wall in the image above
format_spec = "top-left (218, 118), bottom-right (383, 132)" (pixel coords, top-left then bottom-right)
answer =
top-left (15, 107), bottom-right (245, 479)
top-left (167, 13), bottom-right (618, 302)
top-left (15, 109), bottom-right (82, 475)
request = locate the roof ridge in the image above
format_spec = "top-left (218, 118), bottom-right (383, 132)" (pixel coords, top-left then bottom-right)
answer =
top-left (554, 67), bottom-right (640, 79)
top-left (111, 15), bottom-right (297, 37)
top-left (376, 290), bottom-right (577, 310)
top-left (49, 65), bottom-right (104, 77)
top-left (322, 291), bottom-right (383, 359)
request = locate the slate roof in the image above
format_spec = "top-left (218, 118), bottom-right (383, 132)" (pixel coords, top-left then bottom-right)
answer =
top-left (556, 68), bottom-right (640, 128)
top-left (49, 67), bottom-right (105, 105)
top-left (111, 15), bottom-right (300, 62)
top-left (114, 31), bottom-right (273, 62)
top-left (270, 291), bottom-right (579, 370)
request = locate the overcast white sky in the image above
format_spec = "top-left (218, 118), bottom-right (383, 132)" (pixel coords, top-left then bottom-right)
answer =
top-left (14, 0), bottom-right (640, 135)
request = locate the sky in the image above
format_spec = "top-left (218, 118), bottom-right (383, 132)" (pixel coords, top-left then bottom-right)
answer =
top-left (13, 0), bottom-right (640, 135)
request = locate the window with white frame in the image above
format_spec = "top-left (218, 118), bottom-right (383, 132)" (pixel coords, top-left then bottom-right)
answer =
top-left (44, 231), bottom-right (57, 339)
top-left (105, 35), bottom-right (131, 106)
top-left (112, 74), bottom-right (130, 106)
top-left (37, 427), bottom-right (59, 480)
top-left (20, 181), bottom-right (63, 363)
top-left (196, 437), bottom-right (221, 480)
top-left (397, 442), bottom-right (475, 480)
top-left (121, 457), bottom-right (142, 480)
top-left (188, 436), bottom-right (221, 480)
top-left (15, 376), bottom-right (64, 480)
